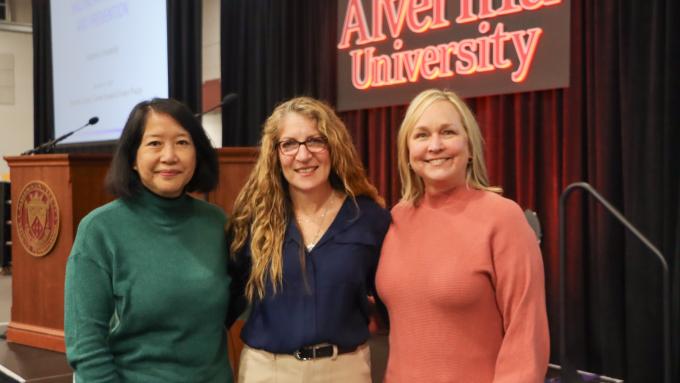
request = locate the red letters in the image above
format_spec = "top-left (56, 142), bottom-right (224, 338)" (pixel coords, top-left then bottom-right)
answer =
top-left (457, 0), bottom-right (561, 24)
top-left (338, 0), bottom-right (372, 49)
top-left (339, 0), bottom-right (450, 48)
top-left (339, 0), bottom-right (560, 90)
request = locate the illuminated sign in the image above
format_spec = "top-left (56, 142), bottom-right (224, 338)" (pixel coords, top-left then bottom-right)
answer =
top-left (337, 0), bottom-right (570, 111)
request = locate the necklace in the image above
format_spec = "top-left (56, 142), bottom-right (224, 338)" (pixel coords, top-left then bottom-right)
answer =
top-left (296, 192), bottom-right (335, 251)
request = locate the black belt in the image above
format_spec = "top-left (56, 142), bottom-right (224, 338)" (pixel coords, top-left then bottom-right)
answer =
top-left (293, 344), bottom-right (357, 360)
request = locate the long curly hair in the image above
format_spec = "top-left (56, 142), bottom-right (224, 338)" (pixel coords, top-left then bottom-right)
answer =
top-left (229, 97), bottom-right (384, 301)
top-left (397, 89), bottom-right (502, 203)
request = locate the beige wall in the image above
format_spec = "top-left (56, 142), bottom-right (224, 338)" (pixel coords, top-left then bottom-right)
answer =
top-left (0, 0), bottom-right (32, 179)
top-left (0, 26), bottom-right (33, 179)
top-left (7, 0), bottom-right (32, 24)
top-left (203, 0), bottom-right (220, 82)
top-left (201, 0), bottom-right (222, 147)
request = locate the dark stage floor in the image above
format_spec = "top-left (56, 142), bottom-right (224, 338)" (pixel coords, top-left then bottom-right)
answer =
top-left (0, 326), bottom-right (72, 383)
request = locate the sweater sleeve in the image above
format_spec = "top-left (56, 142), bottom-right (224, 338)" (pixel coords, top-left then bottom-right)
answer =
top-left (490, 202), bottom-right (550, 383)
top-left (64, 222), bottom-right (121, 383)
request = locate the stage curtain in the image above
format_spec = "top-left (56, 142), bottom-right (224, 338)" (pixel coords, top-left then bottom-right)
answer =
top-left (167, 0), bottom-right (202, 112)
top-left (31, 0), bottom-right (53, 147)
top-left (220, 0), bottom-right (337, 146)
top-left (617, 1), bottom-right (680, 381)
top-left (220, 0), bottom-right (679, 381)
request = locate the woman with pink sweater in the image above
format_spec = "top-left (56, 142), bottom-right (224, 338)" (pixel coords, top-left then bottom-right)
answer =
top-left (376, 89), bottom-right (549, 383)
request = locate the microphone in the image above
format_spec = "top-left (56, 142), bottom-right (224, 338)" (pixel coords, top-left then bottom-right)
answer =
top-left (194, 93), bottom-right (238, 118)
top-left (22, 116), bottom-right (100, 155)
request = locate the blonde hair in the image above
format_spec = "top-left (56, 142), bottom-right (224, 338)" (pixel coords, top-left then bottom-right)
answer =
top-left (230, 96), bottom-right (384, 301)
top-left (397, 89), bottom-right (502, 202)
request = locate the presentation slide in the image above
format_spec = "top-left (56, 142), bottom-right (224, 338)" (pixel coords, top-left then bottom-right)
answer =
top-left (51, 0), bottom-right (168, 144)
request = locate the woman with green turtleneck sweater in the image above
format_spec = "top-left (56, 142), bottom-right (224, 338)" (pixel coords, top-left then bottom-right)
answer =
top-left (64, 98), bottom-right (236, 383)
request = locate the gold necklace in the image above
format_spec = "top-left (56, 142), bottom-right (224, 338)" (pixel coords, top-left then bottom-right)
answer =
top-left (296, 192), bottom-right (334, 251)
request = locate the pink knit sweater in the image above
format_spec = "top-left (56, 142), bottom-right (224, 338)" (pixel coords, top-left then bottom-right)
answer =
top-left (376, 187), bottom-right (549, 383)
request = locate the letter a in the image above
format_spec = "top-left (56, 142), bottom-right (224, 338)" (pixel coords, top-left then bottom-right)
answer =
top-left (338, 0), bottom-right (373, 49)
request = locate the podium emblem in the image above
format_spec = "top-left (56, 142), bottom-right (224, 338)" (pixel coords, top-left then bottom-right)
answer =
top-left (16, 181), bottom-right (60, 257)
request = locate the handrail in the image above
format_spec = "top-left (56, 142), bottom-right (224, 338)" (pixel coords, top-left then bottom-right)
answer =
top-left (559, 182), bottom-right (670, 383)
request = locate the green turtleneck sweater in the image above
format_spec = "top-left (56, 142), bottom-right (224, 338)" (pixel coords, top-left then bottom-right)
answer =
top-left (64, 189), bottom-right (232, 383)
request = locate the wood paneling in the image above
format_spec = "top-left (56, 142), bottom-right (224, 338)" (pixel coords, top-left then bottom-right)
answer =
top-left (202, 79), bottom-right (222, 113)
top-left (209, 147), bottom-right (259, 213)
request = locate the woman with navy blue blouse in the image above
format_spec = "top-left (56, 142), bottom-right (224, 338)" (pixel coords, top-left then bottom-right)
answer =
top-left (228, 97), bottom-right (390, 382)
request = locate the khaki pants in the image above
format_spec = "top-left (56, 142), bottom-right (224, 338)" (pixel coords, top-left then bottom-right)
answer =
top-left (238, 343), bottom-right (372, 383)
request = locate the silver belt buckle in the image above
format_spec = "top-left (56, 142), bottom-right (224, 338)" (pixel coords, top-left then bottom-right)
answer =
top-left (294, 349), bottom-right (311, 361)
top-left (294, 344), bottom-right (322, 360)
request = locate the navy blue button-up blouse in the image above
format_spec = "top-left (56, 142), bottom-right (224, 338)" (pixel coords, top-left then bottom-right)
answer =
top-left (232, 195), bottom-right (391, 354)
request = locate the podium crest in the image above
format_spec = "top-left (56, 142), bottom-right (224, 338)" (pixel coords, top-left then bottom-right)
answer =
top-left (16, 181), bottom-right (60, 257)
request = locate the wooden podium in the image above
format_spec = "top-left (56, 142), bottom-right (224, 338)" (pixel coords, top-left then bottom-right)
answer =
top-left (4, 148), bottom-right (258, 354)
top-left (4, 153), bottom-right (114, 352)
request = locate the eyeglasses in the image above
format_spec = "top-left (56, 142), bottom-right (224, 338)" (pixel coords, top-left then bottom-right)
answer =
top-left (277, 136), bottom-right (328, 156)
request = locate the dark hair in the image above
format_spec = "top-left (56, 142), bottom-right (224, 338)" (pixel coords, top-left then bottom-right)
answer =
top-left (105, 98), bottom-right (219, 198)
